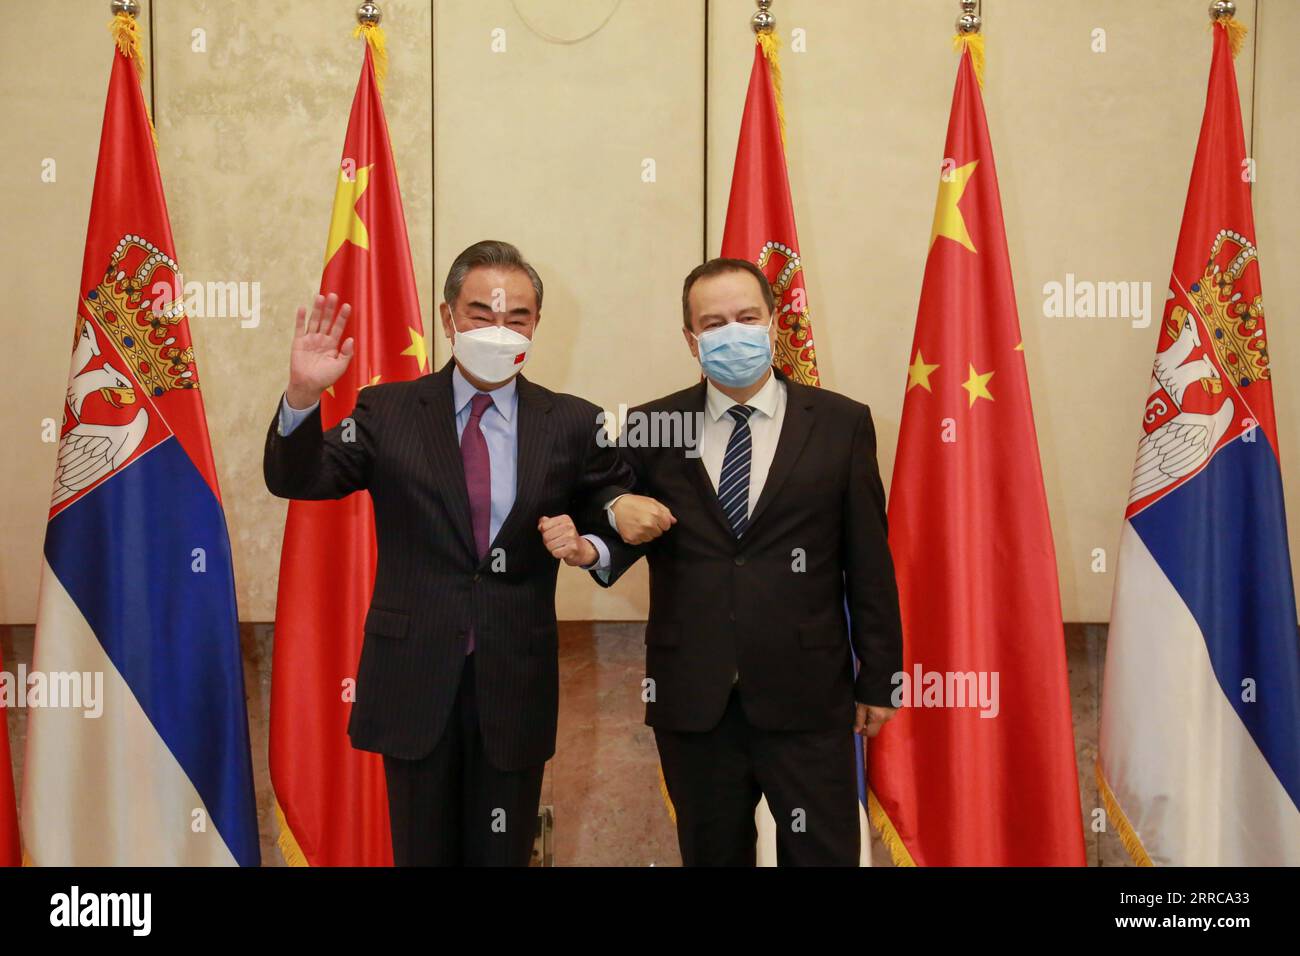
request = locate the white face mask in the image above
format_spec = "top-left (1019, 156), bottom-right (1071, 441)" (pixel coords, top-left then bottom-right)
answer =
top-left (450, 322), bottom-right (533, 385)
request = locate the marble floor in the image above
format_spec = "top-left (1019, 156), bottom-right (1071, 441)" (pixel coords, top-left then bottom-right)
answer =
top-left (1, 621), bottom-right (1132, 866)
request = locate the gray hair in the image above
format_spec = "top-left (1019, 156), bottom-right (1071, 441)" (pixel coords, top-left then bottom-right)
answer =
top-left (443, 240), bottom-right (544, 312)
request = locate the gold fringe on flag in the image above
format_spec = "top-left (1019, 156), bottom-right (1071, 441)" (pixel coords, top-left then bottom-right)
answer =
top-left (274, 799), bottom-right (311, 867)
top-left (657, 765), bottom-right (677, 825)
top-left (108, 11), bottom-right (159, 148)
top-left (1095, 761), bottom-right (1154, 866)
top-left (1212, 15), bottom-right (1249, 59)
top-left (867, 788), bottom-right (918, 867)
top-left (952, 32), bottom-right (986, 88)
top-left (756, 30), bottom-right (787, 148)
top-left (354, 22), bottom-right (390, 96)
top-left (109, 11), bottom-right (145, 79)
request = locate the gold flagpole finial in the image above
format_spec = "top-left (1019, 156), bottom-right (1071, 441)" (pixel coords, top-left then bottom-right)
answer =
top-left (751, 0), bottom-right (774, 35)
top-left (1209, 1), bottom-right (1236, 21)
top-left (353, 2), bottom-right (389, 95)
top-left (1208, 1), bottom-right (1247, 58)
top-left (953, 1), bottom-right (985, 88)
top-left (956, 0), bottom-right (981, 36)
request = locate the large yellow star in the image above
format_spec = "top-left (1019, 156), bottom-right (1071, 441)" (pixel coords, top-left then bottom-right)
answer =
top-left (930, 160), bottom-right (979, 253)
top-left (324, 163), bottom-right (373, 266)
top-left (401, 326), bottom-right (429, 373)
top-left (962, 363), bottom-right (994, 407)
top-left (906, 350), bottom-right (940, 392)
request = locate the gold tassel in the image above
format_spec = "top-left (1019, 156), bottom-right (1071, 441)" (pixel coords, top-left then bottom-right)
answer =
top-left (657, 764), bottom-right (677, 825)
top-left (756, 31), bottom-right (787, 148)
top-left (1095, 761), bottom-right (1153, 866)
top-left (108, 11), bottom-right (159, 149)
top-left (109, 11), bottom-right (145, 80)
top-left (952, 31), bottom-right (986, 89)
top-left (354, 23), bottom-right (389, 97)
top-left (274, 800), bottom-right (311, 866)
top-left (867, 789), bottom-right (918, 867)
top-left (1212, 15), bottom-right (1249, 59)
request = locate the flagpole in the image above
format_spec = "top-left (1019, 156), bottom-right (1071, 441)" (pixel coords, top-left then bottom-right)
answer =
top-left (355, 1), bottom-right (389, 95)
top-left (953, 0), bottom-right (985, 88)
top-left (1208, 1), bottom-right (1248, 58)
top-left (956, 0), bottom-right (980, 35)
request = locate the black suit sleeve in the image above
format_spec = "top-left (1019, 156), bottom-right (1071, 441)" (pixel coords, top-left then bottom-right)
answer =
top-left (263, 391), bottom-right (377, 500)
top-left (579, 421), bottom-right (648, 589)
top-left (844, 406), bottom-right (904, 707)
top-left (568, 405), bottom-right (635, 534)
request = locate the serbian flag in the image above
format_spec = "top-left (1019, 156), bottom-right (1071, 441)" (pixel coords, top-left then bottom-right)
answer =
top-left (1098, 17), bottom-right (1300, 865)
top-left (721, 30), bottom-right (875, 866)
top-left (22, 15), bottom-right (259, 865)
top-left (1, 649), bottom-right (17, 866)
top-left (867, 36), bottom-right (1085, 866)
top-left (721, 32), bottom-right (820, 388)
top-left (270, 29), bottom-right (426, 866)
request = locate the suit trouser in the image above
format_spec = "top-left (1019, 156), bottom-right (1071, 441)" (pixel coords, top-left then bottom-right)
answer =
top-left (382, 653), bottom-right (544, 866)
top-left (654, 686), bottom-right (860, 866)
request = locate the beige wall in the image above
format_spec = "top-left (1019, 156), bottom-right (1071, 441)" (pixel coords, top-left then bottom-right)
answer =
top-left (4, 0), bottom-right (1297, 624)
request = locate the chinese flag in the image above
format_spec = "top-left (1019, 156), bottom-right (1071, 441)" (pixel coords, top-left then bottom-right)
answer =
top-left (1, 649), bottom-right (17, 866)
top-left (721, 35), bottom-right (819, 387)
top-left (866, 43), bottom-right (1086, 866)
top-left (270, 39), bottom-right (426, 866)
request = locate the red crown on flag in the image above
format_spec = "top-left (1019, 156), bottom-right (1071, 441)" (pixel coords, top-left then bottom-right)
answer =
top-left (1182, 229), bottom-right (1269, 388)
top-left (756, 240), bottom-right (818, 383)
top-left (82, 235), bottom-right (199, 397)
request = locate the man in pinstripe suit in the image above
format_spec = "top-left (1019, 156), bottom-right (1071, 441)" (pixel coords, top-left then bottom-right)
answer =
top-left (264, 240), bottom-right (632, 866)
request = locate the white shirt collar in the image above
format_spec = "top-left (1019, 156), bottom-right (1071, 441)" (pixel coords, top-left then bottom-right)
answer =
top-left (704, 370), bottom-right (783, 423)
top-left (452, 364), bottom-right (518, 422)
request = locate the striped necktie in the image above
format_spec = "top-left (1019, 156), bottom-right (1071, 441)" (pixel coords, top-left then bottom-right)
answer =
top-left (718, 404), bottom-right (755, 536)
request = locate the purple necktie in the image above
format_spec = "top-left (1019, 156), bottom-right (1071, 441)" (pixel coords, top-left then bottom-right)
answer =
top-left (460, 392), bottom-right (494, 654)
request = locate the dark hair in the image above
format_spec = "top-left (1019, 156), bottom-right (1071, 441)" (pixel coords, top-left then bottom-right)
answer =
top-left (681, 257), bottom-right (775, 329)
top-left (443, 240), bottom-right (544, 311)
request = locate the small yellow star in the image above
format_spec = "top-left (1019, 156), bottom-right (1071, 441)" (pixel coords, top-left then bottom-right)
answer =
top-left (358, 374), bottom-right (382, 391)
top-left (401, 326), bottom-right (429, 373)
top-left (930, 160), bottom-right (979, 253)
top-left (906, 350), bottom-right (940, 392)
top-left (962, 363), bottom-right (994, 407)
top-left (1014, 341), bottom-right (1024, 352)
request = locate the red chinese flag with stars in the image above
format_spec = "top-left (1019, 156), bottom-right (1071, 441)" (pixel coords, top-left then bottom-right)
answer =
top-left (721, 35), bottom-right (819, 386)
top-left (1, 649), bottom-right (17, 866)
top-left (866, 44), bottom-right (1086, 866)
top-left (270, 41), bottom-right (427, 866)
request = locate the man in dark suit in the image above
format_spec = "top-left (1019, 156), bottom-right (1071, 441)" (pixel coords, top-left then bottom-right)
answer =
top-left (591, 258), bottom-right (903, 866)
top-left (264, 240), bottom-right (630, 866)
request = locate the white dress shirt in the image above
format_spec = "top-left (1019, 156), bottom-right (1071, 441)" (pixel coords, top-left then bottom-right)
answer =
top-left (698, 371), bottom-right (787, 503)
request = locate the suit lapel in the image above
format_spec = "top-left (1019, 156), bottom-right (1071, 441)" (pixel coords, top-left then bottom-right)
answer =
top-left (417, 361), bottom-right (476, 558)
top-left (489, 374), bottom-right (553, 558)
top-left (745, 377), bottom-right (815, 533)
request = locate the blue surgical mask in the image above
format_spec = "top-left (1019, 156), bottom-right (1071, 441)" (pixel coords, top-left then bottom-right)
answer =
top-left (692, 320), bottom-right (774, 388)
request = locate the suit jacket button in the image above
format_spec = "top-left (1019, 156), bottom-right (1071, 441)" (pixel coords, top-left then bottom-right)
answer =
top-left (734, 556), bottom-right (746, 566)
top-left (473, 573), bottom-right (481, 583)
